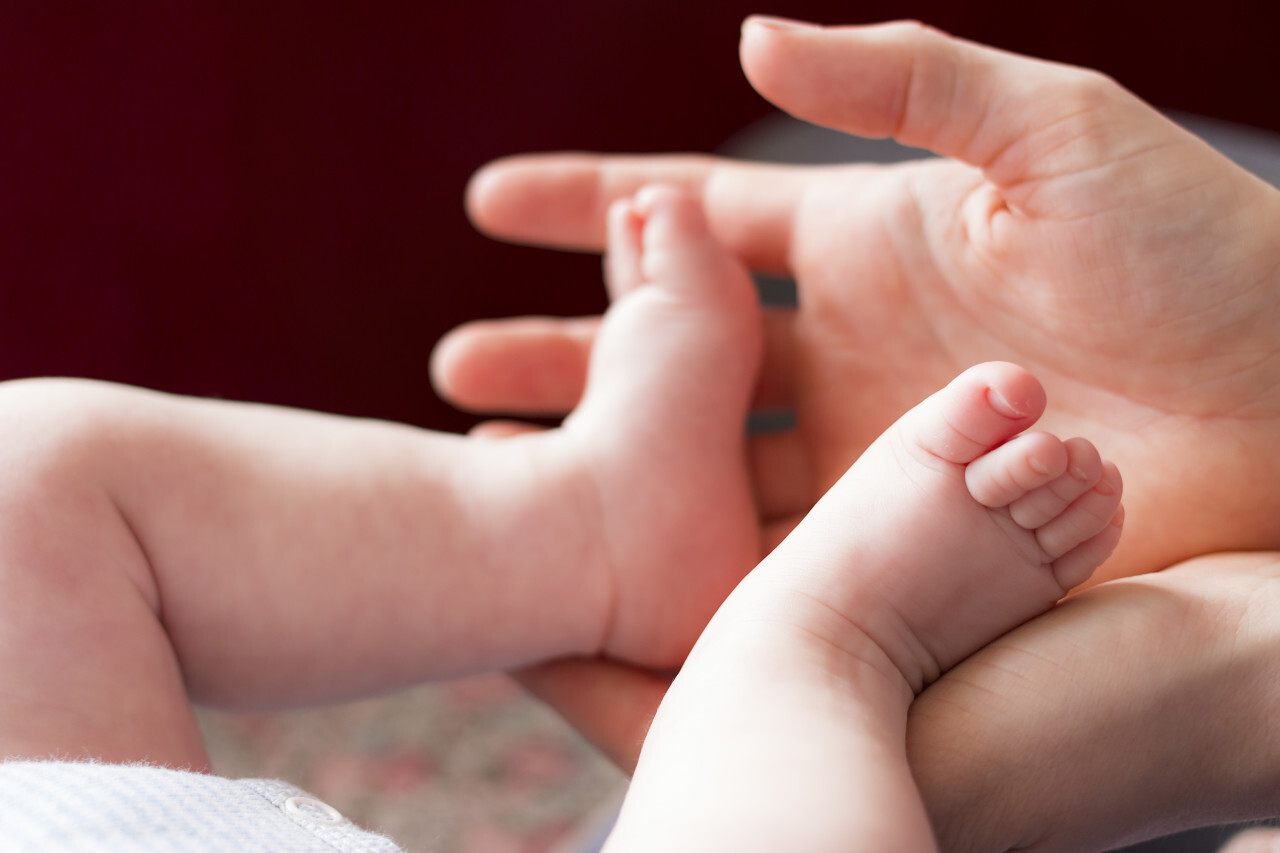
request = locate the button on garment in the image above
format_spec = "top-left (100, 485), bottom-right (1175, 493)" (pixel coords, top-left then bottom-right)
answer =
top-left (284, 795), bottom-right (347, 826)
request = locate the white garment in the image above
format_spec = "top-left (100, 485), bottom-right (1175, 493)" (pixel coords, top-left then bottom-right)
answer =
top-left (0, 761), bottom-right (405, 852)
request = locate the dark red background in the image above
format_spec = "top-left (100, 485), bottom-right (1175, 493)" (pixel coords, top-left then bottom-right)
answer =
top-left (1, 2), bottom-right (1272, 432)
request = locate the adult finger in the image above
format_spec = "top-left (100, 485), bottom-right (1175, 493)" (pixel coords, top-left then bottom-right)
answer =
top-left (430, 316), bottom-right (598, 415)
top-left (739, 17), bottom-right (1176, 205)
top-left (749, 428), bottom-right (811, 524)
top-left (512, 657), bottom-right (672, 775)
top-left (467, 420), bottom-right (546, 439)
top-left (431, 311), bottom-right (799, 416)
top-left (466, 152), bottom-right (819, 275)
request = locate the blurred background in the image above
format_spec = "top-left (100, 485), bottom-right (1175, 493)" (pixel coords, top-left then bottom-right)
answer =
top-left (0, 2), bottom-right (1274, 851)
top-left (2, 1), bottom-right (1274, 430)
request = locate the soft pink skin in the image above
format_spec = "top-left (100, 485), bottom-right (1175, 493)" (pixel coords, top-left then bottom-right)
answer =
top-left (439, 18), bottom-right (1280, 852)
top-left (606, 360), bottom-right (1121, 853)
top-left (0, 187), bottom-right (762, 769)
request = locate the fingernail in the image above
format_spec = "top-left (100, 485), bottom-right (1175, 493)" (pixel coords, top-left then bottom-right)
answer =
top-left (1094, 477), bottom-right (1116, 496)
top-left (1027, 455), bottom-right (1051, 476)
top-left (1070, 465), bottom-right (1089, 481)
top-left (986, 387), bottom-right (1027, 418)
top-left (743, 15), bottom-right (821, 34)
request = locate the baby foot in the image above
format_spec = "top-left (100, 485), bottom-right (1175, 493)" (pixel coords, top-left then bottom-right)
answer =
top-left (604, 362), bottom-right (1123, 853)
top-left (562, 185), bottom-right (763, 667)
top-left (750, 361), bottom-right (1124, 689)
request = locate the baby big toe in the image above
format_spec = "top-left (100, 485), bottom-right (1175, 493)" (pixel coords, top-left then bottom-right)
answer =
top-left (908, 362), bottom-right (1047, 466)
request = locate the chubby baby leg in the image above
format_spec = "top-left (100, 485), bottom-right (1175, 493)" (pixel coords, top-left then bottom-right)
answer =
top-left (0, 381), bottom-right (208, 768)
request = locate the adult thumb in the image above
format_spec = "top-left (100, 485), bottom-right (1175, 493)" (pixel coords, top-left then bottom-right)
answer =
top-left (738, 18), bottom-right (1175, 197)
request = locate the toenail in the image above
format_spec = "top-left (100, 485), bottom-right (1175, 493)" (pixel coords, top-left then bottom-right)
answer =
top-left (1094, 478), bottom-right (1116, 495)
top-left (1028, 455), bottom-right (1051, 475)
top-left (987, 387), bottom-right (1026, 418)
top-left (1070, 465), bottom-right (1090, 480)
top-left (633, 185), bottom-right (672, 216)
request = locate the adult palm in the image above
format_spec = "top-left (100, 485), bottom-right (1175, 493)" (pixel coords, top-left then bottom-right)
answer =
top-left (445, 20), bottom-right (1280, 584)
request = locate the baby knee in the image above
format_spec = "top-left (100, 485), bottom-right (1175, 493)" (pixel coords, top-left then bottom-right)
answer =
top-left (0, 378), bottom-right (161, 603)
top-left (0, 377), bottom-right (132, 481)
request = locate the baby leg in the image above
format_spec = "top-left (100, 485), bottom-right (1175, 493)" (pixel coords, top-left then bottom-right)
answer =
top-left (606, 362), bottom-right (1123, 852)
top-left (0, 186), bottom-right (763, 767)
top-left (0, 382), bottom-right (208, 768)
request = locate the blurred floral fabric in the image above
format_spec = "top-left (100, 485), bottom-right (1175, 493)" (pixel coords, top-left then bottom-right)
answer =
top-left (197, 675), bottom-right (625, 853)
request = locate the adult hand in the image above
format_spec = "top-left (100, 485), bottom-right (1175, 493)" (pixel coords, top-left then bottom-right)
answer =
top-left (438, 18), bottom-right (1280, 584)
top-left (909, 551), bottom-right (1280, 852)
top-left (437, 18), bottom-right (1280, 850)
top-left (520, 552), bottom-right (1280, 853)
